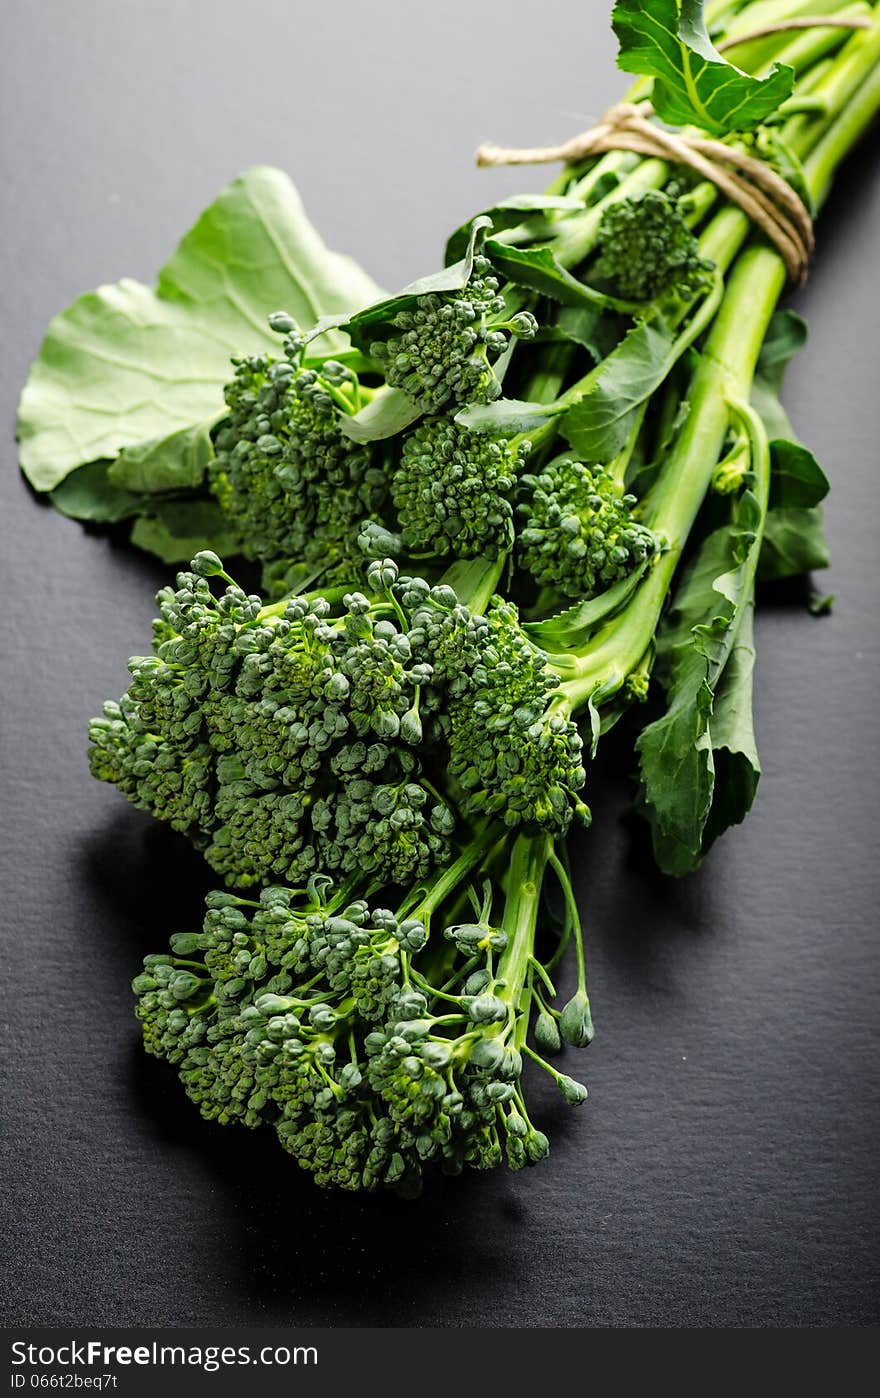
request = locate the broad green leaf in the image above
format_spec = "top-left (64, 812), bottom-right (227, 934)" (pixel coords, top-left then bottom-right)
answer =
top-left (18, 166), bottom-right (385, 492)
top-left (553, 305), bottom-right (625, 363)
top-left (612, 0), bottom-right (794, 135)
top-left (108, 420), bottom-right (216, 493)
top-left (754, 309), bottom-right (807, 392)
top-left (340, 217), bottom-right (491, 352)
top-left (130, 499), bottom-right (242, 565)
top-left (50, 460), bottom-right (149, 523)
top-left (700, 600), bottom-right (761, 854)
top-left (749, 309), bottom-right (830, 578)
top-left (560, 318), bottom-right (675, 460)
top-left (637, 490), bottom-right (763, 875)
top-left (758, 505), bottom-right (829, 580)
top-left (768, 439), bottom-right (828, 510)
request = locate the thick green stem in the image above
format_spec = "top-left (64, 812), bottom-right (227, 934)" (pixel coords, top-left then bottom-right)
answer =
top-left (556, 244), bottom-right (784, 707)
top-left (493, 833), bottom-right (552, 1021)
top-left (552, 18), bottom-right (880, 711)
top-left (438, 553), bottom-right (507, 614)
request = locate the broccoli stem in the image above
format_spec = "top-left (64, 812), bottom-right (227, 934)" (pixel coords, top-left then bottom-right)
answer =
top-left (553, 27), bottom-right (880, 713)
top-left (492, 832), bottom-right (553, 1026)
top-left (403, 822), bottom-right (502, 926)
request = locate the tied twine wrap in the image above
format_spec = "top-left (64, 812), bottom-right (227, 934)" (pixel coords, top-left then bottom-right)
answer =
top-left (476, 101), bottom-right (814, 284)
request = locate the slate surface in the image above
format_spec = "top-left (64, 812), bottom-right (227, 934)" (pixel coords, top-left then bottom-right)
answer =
top-left (1, 0), bottom-right (878, 1329)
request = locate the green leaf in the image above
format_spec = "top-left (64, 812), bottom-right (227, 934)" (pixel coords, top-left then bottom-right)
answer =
top-left (49, 460), bottom-right (149, 523)
top-left (749, 309), bottom-right (829, 579)
top-left (455, 399), bottom-right (559, 436)
top-left (108, 420), bottom-right (216, 493)
top-left (755, 309), bottom-right (807, 393)
top-left (445, 195), bottom-right (584, 264)
top-left (700, 600), bottom-right (761, 854)
top-left (612, 0), bottom-right (794, 135)
top-left (337, 386), bottom-right (423, 443)
top-left (339, 217), bottom-right (491, 353)
top-left (758, 505), bottom-right (829, 580)
top-left (523, 560), bottom-right (651, 653)
top-left (130, 499), bottom-right (242, 565)
top-left (560, 318), bottom-right (675, 460)
top-left (553, 305), bottom-right (625, 363)
top-left (18, 166), bottom-right (385, 492)
top-left (484, 239), bottom-right (631, 311)
top-left (768, 439), bottom-right (828, 510)
top-left (636, 490), bottom-right (763, 875)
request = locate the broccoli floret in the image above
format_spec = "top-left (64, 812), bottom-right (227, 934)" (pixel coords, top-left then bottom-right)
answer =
top-left (593, 191), bottom-right (715, 302)
top-left (517, 456), bottom-right (659, 600)
top-left (421, 597), bottom-right (589, 832)
top-left (210, 316), bottom-right (387, 592)
top-left (391, 418), bottom-right (528, 558)
top-left (371, 256), bottom-right (537, 412)
top-left (133, 834), bottom-right (590, 1193)
top-left (90, 554), bottom-right (587, 890)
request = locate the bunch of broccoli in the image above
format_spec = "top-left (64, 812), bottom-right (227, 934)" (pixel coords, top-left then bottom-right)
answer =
top-left (132, 835), bottom-right (590, 1193)
top-left (75, 0), bottom-right (880, 1192)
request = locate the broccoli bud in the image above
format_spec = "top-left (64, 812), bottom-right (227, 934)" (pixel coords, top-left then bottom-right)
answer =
top-left (391, 418), bottom-right (528, 558)
top-left (371, 255), bottom-right (537, 412)
top-left (209, 322), bottom-right (388, 593)
top-left (593, 190), bottom-right (715, 303)
top-left (517, 455), bottom-right (659, 601)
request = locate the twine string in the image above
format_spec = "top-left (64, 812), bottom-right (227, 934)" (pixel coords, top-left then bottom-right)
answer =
top-left (475, 102), bottom-right (815, 282)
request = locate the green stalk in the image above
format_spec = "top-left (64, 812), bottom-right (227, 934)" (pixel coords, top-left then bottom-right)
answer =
top-left (493, 832), bottom-right (552, 1023)
top-left (406, 822), bottom-right (501, 925)
top-left (554, 33), bottom-right (880, 711)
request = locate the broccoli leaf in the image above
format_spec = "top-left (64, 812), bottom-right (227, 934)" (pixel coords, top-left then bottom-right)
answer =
top-left (337, 387), bottom-right (423, 443)
top-left (758, 505), bottom-right (829, 580)
top-left (754, 309), bottom-right (807, 395)
top-left (336, 216), bottom-right (491, 351)
top-left (455, 399), bottom-right (560, 435)
top-left (445, 194), bottom-right (583, 263)
top-left (636, 488), bottom-right (763, 875)
top-left (130, 499), bottom-right (242, 565)
top-left (559, 318), bottom-right (676, 460)
top-left (108, 421), bottom-right (216, 493)
top-left (749, 309), bottom-right (830, 578)
top-left (523, 561), bottom-right (651, 651)
top-left (767, 439), bottom-right (828, 510)
top-left (484, 239), bottom-right (630, 311)
top-left (552, 305), bottom-right (625, 363)
top-left (612, 0), bottom-right (794, 135)
top-left (18, 166), bottom-right (384, 493)
top-left (49, 460), bottom-right (150, 523)
top-left (699, 600), bottom-right (761, 854)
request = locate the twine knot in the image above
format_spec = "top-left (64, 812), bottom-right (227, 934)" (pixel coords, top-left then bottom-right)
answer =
top-left (476, 100), bottom-right (814, 283)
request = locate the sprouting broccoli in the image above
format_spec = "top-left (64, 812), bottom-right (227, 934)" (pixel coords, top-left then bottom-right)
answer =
top-left (592, 190), bottom-right (715, 303)
top-left (517, 453), bottom-right (659, 600)
top-left (90, 552), bottom-right (587, 891)
top-left (391, 417), bottom-right (530, 559)
top-left (134, 833), bottom-right (592, 1194)
top-left (370, 255), bottom-right (537, 413)
top-left (32, 0), bottom-right (872, 1205)
top-left (209, 312), bottom-right (387, 592)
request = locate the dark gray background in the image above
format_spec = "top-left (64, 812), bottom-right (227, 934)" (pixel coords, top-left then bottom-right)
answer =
top-left (1, 0), bottom-right (878, 1329)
